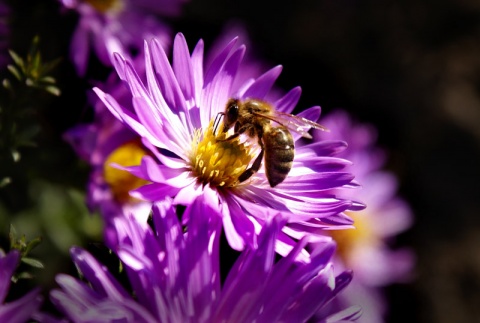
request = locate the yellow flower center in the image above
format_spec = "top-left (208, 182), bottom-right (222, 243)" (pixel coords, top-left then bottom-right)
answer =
top-left (329, 211), bottom-right (377, 263)
top-left (103, 140), bottom-right (150, 203)
top-left (84, 0), bottom-right (123, 13)
top-left (188, 120), bottom-right (255, 188)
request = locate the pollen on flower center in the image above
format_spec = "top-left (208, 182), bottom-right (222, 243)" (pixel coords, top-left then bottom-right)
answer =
top-left (189, 120), bottom-right (255, 188)
top-left (103, 140), bottom-right (150, 203)
top-left (84, 0), bottom-right (123, 13)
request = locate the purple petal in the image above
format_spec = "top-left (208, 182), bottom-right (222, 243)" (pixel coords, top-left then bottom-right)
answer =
top-left (324, 305), bottom-right (362, 323)
top-left (173, 33), bottom-right (195, 102)
top-left (275, 86), bottom-right (302, 113)
top-left (201, 44), bottom-right (245, 127)
top-left (70, 20), bottom-right (90, 76)
top-left (295, 140), bottom-right (348, 158)
top-left (191, 39), bottom-right (205, 108)
top-left (150, 37), bottom-right (188, 117)
top-left (242, 65), bottom-right (283, 100)
top-left (223, 195), bottom-right (256, 249)
top-left (213, 218), bottom-right (280, 322)
top-left (0, 289), bottom-right (41, 323)
top-left (69, 247), bottom-right (130, 300)
top-left (130, 182), bottom-right (182, 201)
top-left (204, 37), bottom-right (238, 86)
top-left (93, 88), bottom-right (166, 148)
top-left (0, 251), bottom-right (19, 302)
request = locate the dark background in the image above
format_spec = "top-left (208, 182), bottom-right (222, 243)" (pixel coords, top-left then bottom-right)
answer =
top-left (2, 1), bottom-right (480, 322)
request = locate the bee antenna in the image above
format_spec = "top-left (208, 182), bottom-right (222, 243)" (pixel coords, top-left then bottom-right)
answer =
top-left (213, 112), bottom-right (225, 136)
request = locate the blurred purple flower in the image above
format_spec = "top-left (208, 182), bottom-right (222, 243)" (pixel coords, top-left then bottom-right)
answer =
top-left (0, 250), bottom-right (42, 323)
top-left (64, 57), bottom-right (152, 249)
top-left (316, 110), bottom-right (414, 323)
top-left (93, 33), bottom-right (364, 255)
top-left (0, 1), bottom-right (10, 69)
top-left (59, 0), bottom-right (186, 76)
top-left (49, 194), bottom-right (360, 322)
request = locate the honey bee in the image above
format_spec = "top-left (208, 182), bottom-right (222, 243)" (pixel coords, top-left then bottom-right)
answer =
top-left (214, 98), bottom-right (328, 187)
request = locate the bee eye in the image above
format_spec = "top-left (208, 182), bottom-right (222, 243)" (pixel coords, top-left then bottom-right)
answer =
top-left (226, 102), bottom-right (239, 123)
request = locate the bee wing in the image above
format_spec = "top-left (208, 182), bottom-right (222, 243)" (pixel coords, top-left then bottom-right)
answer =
top-left (253, 110), bottom-right (328, 139)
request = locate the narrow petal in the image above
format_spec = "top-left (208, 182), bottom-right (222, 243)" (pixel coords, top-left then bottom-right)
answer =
top-left (0, 289), bottom-right (41, 323)
top-left (150, 38), bottom-right (188, 119)
top-left (201, 45), bottom-right (245, 127)
top-left (173, 33), bottom-right (195, 102)
top-left (242, 65), bottom-right (283, 100)
top-left (275, 86), bottom-right (302, 113)
top-left (70, 247), bottom-right (131, 301)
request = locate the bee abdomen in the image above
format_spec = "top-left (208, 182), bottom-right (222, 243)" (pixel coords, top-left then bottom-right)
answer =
top-left (264, 126), bottom-right (294, 187)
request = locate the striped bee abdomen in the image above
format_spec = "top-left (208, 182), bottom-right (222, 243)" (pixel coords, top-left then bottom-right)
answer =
top-left (263, 126), bottom-right (294, 187)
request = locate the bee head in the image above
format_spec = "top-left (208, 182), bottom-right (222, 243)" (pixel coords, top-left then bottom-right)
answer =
top-left (222, 98), bottom-right (239, 132)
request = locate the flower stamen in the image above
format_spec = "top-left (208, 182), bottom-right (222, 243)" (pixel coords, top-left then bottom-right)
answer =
top-left (189, 120), bottom-right (255, 188)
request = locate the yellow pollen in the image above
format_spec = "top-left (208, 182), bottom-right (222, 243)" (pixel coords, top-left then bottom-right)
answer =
top-left (188, 120), bottom-right (255, 188)
top-left (103, 140), bottom-right (150, 203)
top-left (329, 211), bottom-right (377, 264)
top-left (84, 0), bottom-right (123, 13)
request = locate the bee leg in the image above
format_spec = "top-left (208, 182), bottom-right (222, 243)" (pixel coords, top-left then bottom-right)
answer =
top-left (216, 124), bottom-right (247, 142)
top-left (238, 148), bottom-right (264, 183)
top-left (238, 138), bottom-right (264, 183)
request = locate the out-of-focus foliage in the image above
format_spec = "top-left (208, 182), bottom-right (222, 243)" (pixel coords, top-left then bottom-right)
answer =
top-left (8, 224), bottom-right (43, 282)
top-left (0, 36), bottom-right (60, 188)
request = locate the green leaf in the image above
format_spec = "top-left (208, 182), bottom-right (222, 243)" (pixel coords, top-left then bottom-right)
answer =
top-left (8, 50), bottom-right (24, 67)
top-left (2, 78), bottom-right (11, 89)
top-left (9, 224), bottom-right (17, 246)
top-left (16, 272), bottom-right (34, 280)
top-left (40, 76), bottom-right (56, 84)
top-left (7, 65), bottom-right (21, 81)
top-left (21, 257), bottom-right (44, 269)
top-left (44, 85), bottom-right (61, 96)
top-left (11, 150), bottom-right (21, 162)
top-left (24, 237), bottom-right (43, 255)
top-left (0, 177), bottom-right (11, 188)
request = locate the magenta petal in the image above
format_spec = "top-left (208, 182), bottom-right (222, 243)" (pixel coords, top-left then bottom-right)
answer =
top-left (70, 247), bottom-right (130, 299)
top-left (224, 195), bottom-right (256, 249)
top-left (130, 183), bottom-right (181, 201)
top-left (298, 105), bottom-right (322, 122)
top-left (173, 33), bottom-right (195, 102)
top-left (0, 289), bottom-right (42, 323)
top-left (296, 140), bottom-right (348, 158)
top-left (69, 20), bottom-right (90, 76)
top-left (242, 65), bottom-right (283, 100)
top-left (275, 86), bottom-right (302, 113)
top-left (204, 37), bottom-right (238, 85)
top-left (191, 39), bottom-right (205, 106)
top-left (213, 217), bottom-right (280, 322)
top-left (150, 37), bottom-right (188, 114)
top-left (0, 251), bottom-right (19, 302)
top-left (325, 305), bottom-right (363, 322)
top-left (201, 45), bottom-right (245, 126)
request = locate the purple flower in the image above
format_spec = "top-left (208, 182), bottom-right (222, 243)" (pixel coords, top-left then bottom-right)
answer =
top-left (0, 250), bottom-right (42, 323)
top-left (49, 195), bottom-right (361, 322)
top-left (63, 27), bottom-right (275, 250)
top-left (94, 33), bottom-right (364, 255)
top-left (0, 1), bottom-right (10, 69)
top-left (59, 0), bottom-right (186, 76)
top-left (64, 61), bottom-right (152, 249)
top-left (316, 110), bottom-right (414, 323)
